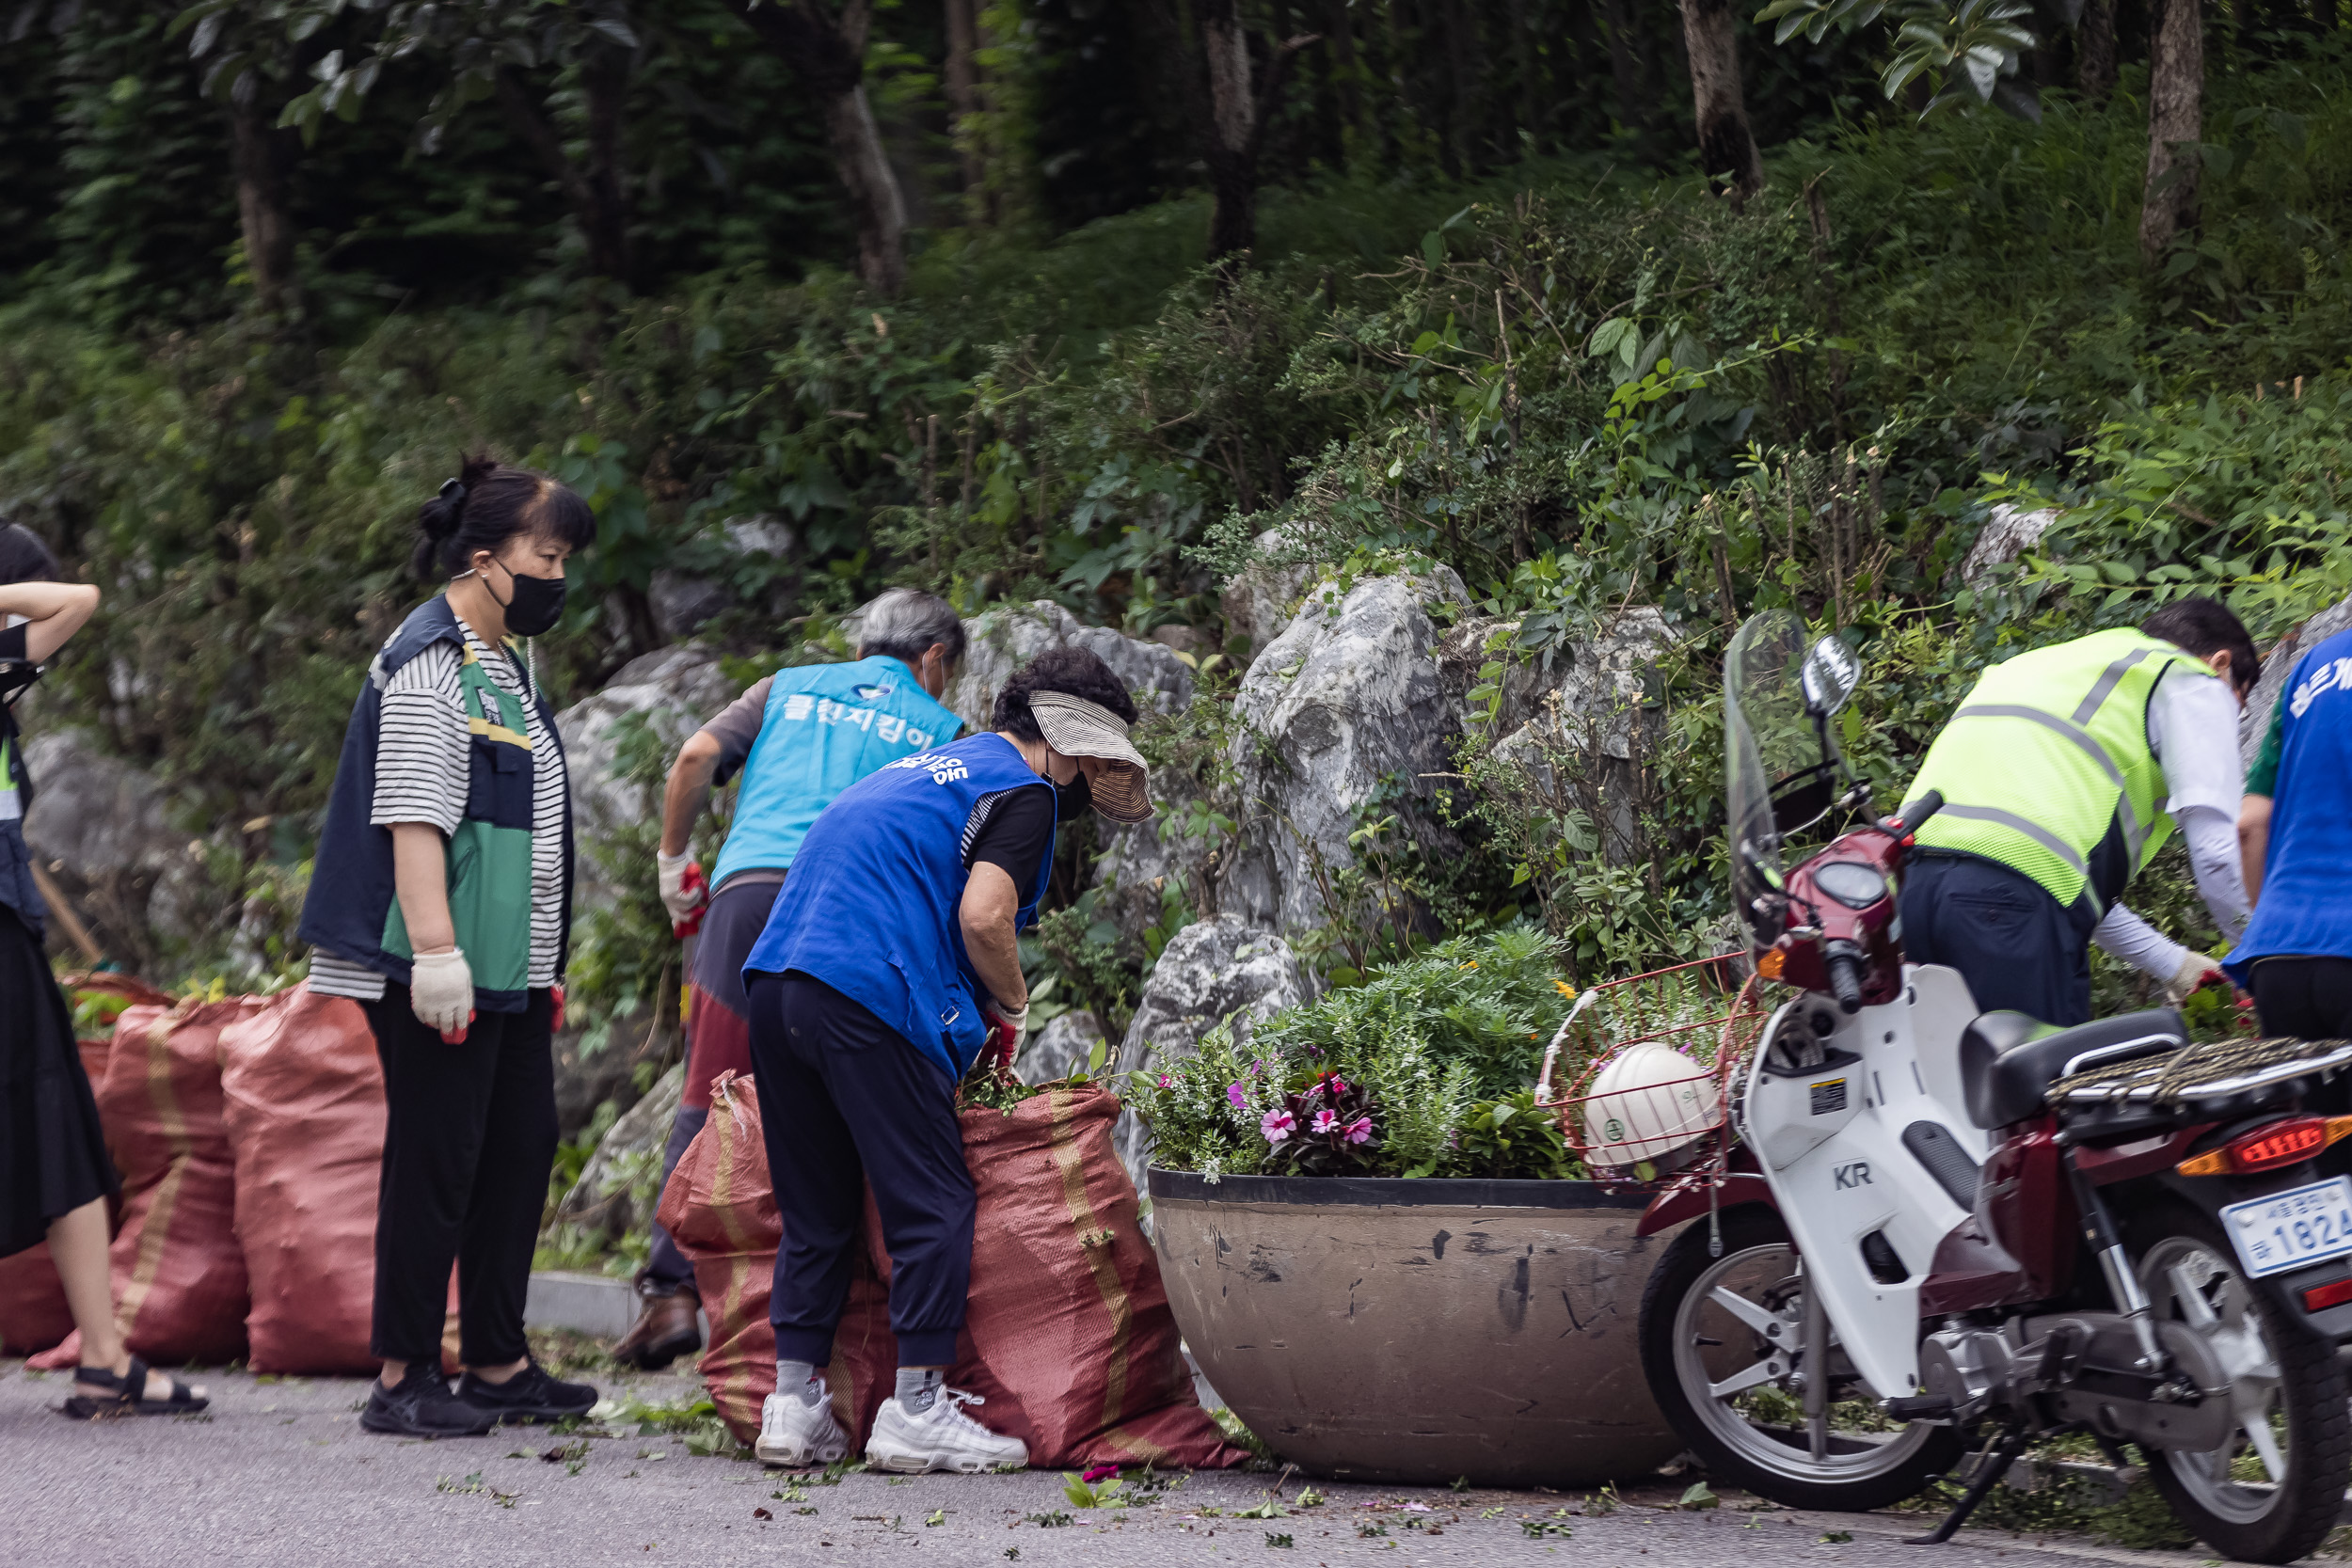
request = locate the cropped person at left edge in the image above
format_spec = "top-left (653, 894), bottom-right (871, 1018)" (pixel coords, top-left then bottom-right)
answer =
top-left (298, 456), bottom-right (598, 1439)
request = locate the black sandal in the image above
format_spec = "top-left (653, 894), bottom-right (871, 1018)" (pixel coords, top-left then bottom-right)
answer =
top-left (60, 1354), bottom-right (209, 1419)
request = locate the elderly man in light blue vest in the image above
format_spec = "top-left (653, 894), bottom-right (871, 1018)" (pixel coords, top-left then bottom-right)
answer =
top-left (611, 589), bottom-right (966, 1370)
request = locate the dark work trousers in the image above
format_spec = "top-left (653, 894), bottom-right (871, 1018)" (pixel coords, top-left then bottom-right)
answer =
top-left (363, 984), bottom-right (559, 1368)
top-left (643, 875), bottom-right (784, 1293)
top-left (2250, 956), bottom-right (2352, 1041)
top-left (746, 969), bottom-right (973, 1369)
top-left (1899, 852), bottom-right (2096, 1026)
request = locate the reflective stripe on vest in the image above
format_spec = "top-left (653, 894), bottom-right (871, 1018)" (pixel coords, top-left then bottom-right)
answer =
top-left (1907, 628), bottom-right (2196, 916)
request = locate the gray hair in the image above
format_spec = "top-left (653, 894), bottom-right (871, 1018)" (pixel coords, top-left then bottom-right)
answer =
top-left (856, 588), bottom-right (966, 668)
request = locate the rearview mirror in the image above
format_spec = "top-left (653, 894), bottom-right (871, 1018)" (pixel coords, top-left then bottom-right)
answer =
top-left (1800, 635), bottom-right (1860, 719)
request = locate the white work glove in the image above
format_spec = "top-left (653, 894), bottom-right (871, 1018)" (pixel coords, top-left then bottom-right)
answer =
top-left (657, 849), bottom-right (706, 927)
top-left (2163, 950), bottom-right (2227, 1006)
top-left (409, 947), bottom-right (475, 1041)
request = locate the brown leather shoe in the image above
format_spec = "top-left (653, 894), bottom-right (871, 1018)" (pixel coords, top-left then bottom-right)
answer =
top-left (612, 1287), bottom-right (702, 1371)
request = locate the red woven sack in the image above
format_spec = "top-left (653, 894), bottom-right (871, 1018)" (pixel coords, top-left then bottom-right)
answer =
top-left (30, 998), bottom-right (260, 1370)
top-left (867, 1083), bottom-right (1246, 1470)
top-left (218, 984), bottom-right (458, 1374)
top-left (656, 1072), bottom-right (896, 1448)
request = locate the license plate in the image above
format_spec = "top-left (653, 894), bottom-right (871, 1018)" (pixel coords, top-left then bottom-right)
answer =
top-left (2221, 1178), bottom-right (2352, 1278)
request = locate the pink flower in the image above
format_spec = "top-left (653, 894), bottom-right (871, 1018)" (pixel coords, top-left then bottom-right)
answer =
top-left (1260, 1108), bottom-right (1297, 1144)
top-left (1226, 1082), bottom-right (1248, 1109)
top-left (1156, 1074), bottom-right (1171, 1088)
top-left (1329, 1076), bottom-right (1349, 1096)
top-left (1343, 1116), bottom-right (1374, 1146)
top-left (1311, 1108), bottom-right (1340, 1135)
top-left (1081, 1463), bottom-right (1120, 1483)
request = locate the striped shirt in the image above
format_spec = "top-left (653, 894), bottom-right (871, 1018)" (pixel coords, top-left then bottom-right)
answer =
top-left (308, 626), bottom-right (568, 1000)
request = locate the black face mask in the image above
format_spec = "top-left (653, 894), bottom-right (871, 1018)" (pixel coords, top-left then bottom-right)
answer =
top-left (488, 561), bottom-right (567, 638)
top-left (1055, 769), bottom-right (1093, 822)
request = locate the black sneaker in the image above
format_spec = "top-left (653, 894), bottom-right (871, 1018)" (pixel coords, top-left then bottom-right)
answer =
top-left (455, 1359), bottom-right (598, 1425)
top-left (360, 1365), bottom-right (497, 1438)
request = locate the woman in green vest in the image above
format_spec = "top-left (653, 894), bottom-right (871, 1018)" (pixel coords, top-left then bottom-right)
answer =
top-left (297, 458), bottom-right (596, 1439)
top-left (1898, 597), bottom-right (2259, 1026)
top-left (0, 523), bottom-right (209, 1416)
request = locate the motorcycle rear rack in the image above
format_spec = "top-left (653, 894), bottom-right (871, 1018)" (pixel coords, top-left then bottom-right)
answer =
top-left (2049, 1036), bottom-right (2352, 1111)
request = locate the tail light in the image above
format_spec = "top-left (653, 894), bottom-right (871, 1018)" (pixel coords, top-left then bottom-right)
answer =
top-left (2176, 1116), bottom-right (2352, 1177)
top-left (2303, 1277), bottom-right (2352, 1313)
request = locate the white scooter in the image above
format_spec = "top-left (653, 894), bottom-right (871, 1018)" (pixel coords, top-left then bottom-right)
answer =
top-left (1621, 611), bottom-right (2352, 1563)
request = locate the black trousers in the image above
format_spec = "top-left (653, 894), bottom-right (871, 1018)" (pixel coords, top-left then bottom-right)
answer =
top-left (1899, 853), bottom-right (2095, 1027)
top-left (363, 984), bottom-right (558, 1367)
top-left (2251, 957), bottom-right (2352, 1040)
top-left (747, 970), bottom-right (973, 1370)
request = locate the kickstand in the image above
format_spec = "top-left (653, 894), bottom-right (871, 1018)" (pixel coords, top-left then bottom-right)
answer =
top-left (1906, 1426), bottom-right (2030, 1545)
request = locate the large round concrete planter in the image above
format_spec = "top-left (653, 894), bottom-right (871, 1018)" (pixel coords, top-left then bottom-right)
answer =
top-left (1149, 1168), bottom-right (1683, 1487)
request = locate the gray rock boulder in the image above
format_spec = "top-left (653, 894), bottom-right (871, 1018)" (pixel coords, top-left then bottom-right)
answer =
top-left (20, 728), bottom-right (193, 965)
top-left (1479, 609), bottom-right (1675, 863)
top-left (556, 1060), bottom-right (686, 1239)
top-left (1120, 914), bottom-right (1314, 1069)
top-left (555, 646), bottom-right (742, 913)
top-left (1220, 567), bottom-right (1470, 933)
top-left (1219, 527), bottom-right (1319, 660)
top-left (1960, 503), bottom-right (2057, 586)
top-left (1113, 914), bottom-right (1314, 1195)
top-left (1014, 1009), bottom-right (1107, 1085)
top-left (2243, 591), bottom-right (2352, 768)
top-left (941, 599), bottom-right (1196, 735)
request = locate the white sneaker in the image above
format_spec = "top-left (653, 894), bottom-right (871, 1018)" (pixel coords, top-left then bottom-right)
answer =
top-left (864, 1387), bottom-right (1029, 1474)
top-left (755, 1378), bottom-right (849, 1468)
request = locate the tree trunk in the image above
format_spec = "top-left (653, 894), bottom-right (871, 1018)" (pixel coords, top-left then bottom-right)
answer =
top-left (725, 0), bottom-right (909, 297)
top-left (1325, 0), bottom-right (1364, 166)
top-left (2077, 0), bottom-right (2117, 101)
top-left (2138, 0), bottom-right (2202, 264)
top-left (1442, 0), bottom-right (1482, 175)
top-left (1510, 0), bottom-right (1545, 155)
top-left (1200, 0), bottom-right (1260, 258)
top-left (580, 40), bottom-right (635, 286)
top-left (1678, 0), bottom-right (1762, 205)
top-left (493, 67), bottom-right (633, 286)
top-left (943, 0), bottom-right (993, 223)
top-left (227, 98), bottom-right (299, 316)
top-left (1599, 0), bottom-right (1646, 135)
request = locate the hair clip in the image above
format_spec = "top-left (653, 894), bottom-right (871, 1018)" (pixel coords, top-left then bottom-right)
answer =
top-left (439, 478), bottom-right (468, 506)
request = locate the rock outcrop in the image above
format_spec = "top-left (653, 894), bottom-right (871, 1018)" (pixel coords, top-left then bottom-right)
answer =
top-left (556, 1060), bottom-right (686, 1238)
top-left (1960, 503), bottom-right (2058, 586)
top-left (554, 646), bottom-right (742, 914)
top-left (2243, 590), bottom-right (2352, 768)
top-left (941, 599), bottom-right (1196, 735)
top-left (1014, 1009), bottom-right (1107, 1086)
top-left (20, 728), bottom-right (196, 966)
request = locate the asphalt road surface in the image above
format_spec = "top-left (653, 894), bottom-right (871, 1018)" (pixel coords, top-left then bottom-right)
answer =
top-left (0, 1359), bottom-right (2249, 1568)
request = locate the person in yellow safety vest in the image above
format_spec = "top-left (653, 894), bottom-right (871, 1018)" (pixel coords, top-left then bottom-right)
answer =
top-left (1896, 597), bottom-right (2260, 1028)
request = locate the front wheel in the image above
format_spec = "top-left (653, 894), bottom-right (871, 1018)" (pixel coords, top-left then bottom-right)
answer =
top-left (1638, 1205), bottom-right (1958, 1512)
top-left (2133, 1205), bottom-right (2352, 1564)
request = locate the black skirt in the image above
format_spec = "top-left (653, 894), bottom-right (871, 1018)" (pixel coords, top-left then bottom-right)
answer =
top-left (0, 900), bottom-right (119, 1259)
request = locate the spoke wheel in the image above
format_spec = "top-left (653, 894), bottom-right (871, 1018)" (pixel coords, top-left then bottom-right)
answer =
top-left (1638, 1206), bottom-right (1955, 1512)
top-left (2133, 1204), bottom-right (2351, 1563)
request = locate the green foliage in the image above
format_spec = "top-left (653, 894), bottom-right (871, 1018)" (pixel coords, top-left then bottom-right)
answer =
top-left (1129, 929), bottom-right (1584, 1180)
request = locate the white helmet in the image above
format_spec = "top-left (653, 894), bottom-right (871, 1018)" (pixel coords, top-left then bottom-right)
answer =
top-left (1582, 1042), bottom-right (1723, 1168)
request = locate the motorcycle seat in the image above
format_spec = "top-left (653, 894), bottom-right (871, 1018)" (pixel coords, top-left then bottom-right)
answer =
top-left (1960, 1008), bottom-right (2187, 1130)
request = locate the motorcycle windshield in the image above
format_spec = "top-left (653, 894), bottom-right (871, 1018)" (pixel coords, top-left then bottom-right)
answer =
top-left (1724, 611), bottom-right (1810, 951)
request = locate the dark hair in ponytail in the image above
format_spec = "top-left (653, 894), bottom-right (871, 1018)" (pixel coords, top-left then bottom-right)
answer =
top-left (411, 453), bottom-right (596, 582)
top-left (0, 521), bottom-right (62, 587)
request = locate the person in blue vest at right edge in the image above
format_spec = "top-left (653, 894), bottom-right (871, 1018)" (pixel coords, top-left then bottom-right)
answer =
top-left (742, 646), bottom-right (1151, 1475)
top-left (612, 589), bottom-right (967, 1370)
top-left (2228, 610), bottom-right (2352, 1046)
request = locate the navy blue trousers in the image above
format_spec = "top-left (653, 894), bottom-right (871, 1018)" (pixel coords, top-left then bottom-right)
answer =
top-left (1899, 852), bottom-right (2096, 1027)
top-left (746, 969), bottom-right (973, 1369)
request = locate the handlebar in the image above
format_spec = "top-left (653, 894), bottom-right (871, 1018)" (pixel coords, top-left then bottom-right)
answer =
top-left (1888, 789), bottom-right (1945, 838)
top-left (1826, 945), bottom-right (1866, 1015)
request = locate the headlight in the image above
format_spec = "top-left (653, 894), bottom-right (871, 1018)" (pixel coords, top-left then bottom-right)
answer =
top-left (1812, 860), bottom-right (1888, 910)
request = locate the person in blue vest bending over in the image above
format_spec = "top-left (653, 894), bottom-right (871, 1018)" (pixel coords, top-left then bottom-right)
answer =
top-left (2229, 612), bottom-right (2352, 1041)
top-left (612, 589), bottom-right (968, 1370)
top-left (744, 646), bottom-right (1152, 1474)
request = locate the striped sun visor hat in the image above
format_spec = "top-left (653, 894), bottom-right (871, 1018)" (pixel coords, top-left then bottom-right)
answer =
top-left (1026, 690), bottom-right (1153, 824)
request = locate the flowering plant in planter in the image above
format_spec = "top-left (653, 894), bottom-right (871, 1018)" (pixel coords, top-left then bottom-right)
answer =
top-left (1129, 927), bottom-right (1582, 1180)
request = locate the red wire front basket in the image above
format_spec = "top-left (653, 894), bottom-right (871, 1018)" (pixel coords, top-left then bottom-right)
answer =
top-left (1534, 953), bottom-right (1772, 1191)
